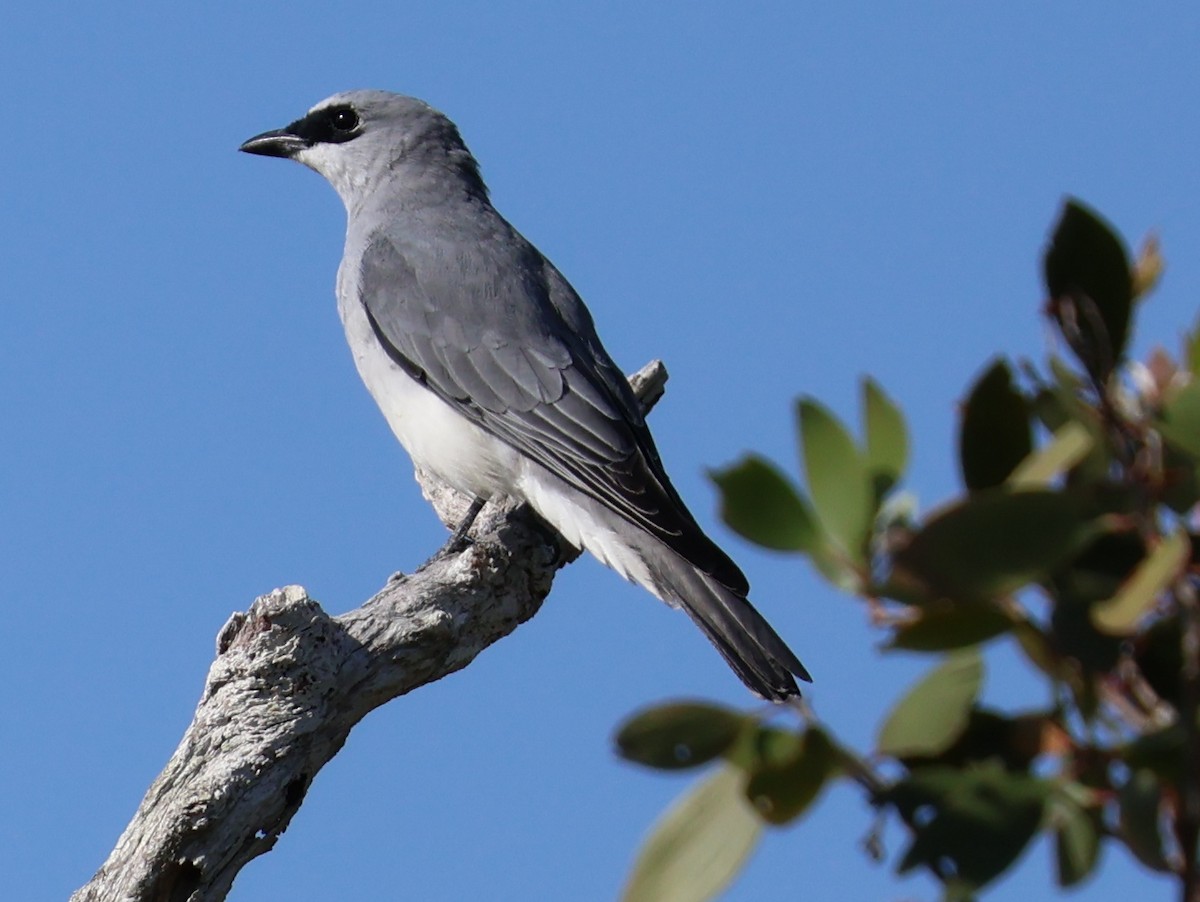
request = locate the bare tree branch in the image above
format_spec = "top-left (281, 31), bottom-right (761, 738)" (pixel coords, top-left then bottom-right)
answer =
top-left (72, 361), bottom-right (669, 902)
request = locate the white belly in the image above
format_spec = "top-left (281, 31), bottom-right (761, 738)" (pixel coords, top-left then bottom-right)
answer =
top-left (337, 286), bottom-right (658, 600)
top-left (338, 292), bottom-right (522, 500)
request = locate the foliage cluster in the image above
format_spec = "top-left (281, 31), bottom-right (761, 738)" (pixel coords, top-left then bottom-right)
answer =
top-left (616, 201), bottom-right (1200, 902)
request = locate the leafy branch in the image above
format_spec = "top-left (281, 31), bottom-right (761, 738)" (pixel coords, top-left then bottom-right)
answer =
top-left (615, 200), bottom-right (1200, 902)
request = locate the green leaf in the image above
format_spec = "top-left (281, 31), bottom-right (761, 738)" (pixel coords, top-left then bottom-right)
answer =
top-left (959, 359), bottom-right (1032, 491)
top-left (863, 377), bottom-right (908, 498)
top-left (724, 724), bottom-right (803, 773)
top-left (1049, 597), bottom-right (1122, 677)
top-left (877, 650), bottom-right (984, 757)
top-left (709, 455), bottom-right (823, 553)
top-left (1186, 314), bottom-right (1200, 375)
top-left (744, 727), bottom-right (840, 825)
top-left (881, 763), bottom-right (1049, 890)
top-left (1158, 381), bottom-right (1200, 459)
top-left (622, 765), bottom-right (763, 902)
top-left (1051, 786), bottom-right (1103, 887)
top-left (941, 880), bottom-right (979, 902)
top-left (1124, 722), bottom-right (1184, 784)
top-left (813, 549), bottom-right (869, 592)
top-left (798, 399), bottom-right (873, 564)
top-left (1092, 530), bottom-right (1190, 635)
top-left (1162, 444), bottom-right (1200, 514)
top-left (885, 605), bottom-right (1013, 652)
top-left (1054, 529), bottom-right (1147, 604)
top-left (615, 702), bottom-right (749, 771)
top-left (891, 489), bottom-right (1094, 605)
top-left (1118, 769), bottom-right (1169, 872)
top-left (1011, 620), bottom-right (1059, 679)
top-left (1036, 358), bottom-right (1109, 483)
top-left (1134, 615), bottom-right (1185, 709)
top-left (1043, 199), bottom-right (1134, 378)
top-left (905, 709), bottom-right (1052, 773)
top-left (1048, 355), bottom-right (1088, 411)
top-left (1007, 421), bottom-right (1095, 489)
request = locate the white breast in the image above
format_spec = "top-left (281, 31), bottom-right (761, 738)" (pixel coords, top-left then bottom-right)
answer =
top-left (337, 287), bottom-right (522, 500)
top-left (334, 260), bottom-right (660, 603)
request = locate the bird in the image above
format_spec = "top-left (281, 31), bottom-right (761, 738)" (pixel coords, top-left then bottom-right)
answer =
top-left (240, 90), bottom-right (810, 700)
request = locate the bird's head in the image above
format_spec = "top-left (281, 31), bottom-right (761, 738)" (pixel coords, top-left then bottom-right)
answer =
top-left (240, 90), bottom-right (487, 210)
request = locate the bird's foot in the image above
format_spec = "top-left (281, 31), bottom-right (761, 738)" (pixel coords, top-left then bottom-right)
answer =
top-left (441, 495), bottom-right (487, 555)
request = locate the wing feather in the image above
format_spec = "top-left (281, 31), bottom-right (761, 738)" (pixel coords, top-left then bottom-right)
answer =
top-left (359, 229), bottom-right (748, 594)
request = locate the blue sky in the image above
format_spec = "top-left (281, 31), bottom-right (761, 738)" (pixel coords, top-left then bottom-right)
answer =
top-left (4, 3), bottom-right (1198, 900)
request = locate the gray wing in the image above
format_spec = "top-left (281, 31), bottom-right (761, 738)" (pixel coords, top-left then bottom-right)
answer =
top-left (357, 228), bottom-right (748, 595)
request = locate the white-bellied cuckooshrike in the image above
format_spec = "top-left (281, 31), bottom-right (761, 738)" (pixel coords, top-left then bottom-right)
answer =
top-left (241, 91), bottom-right (810, 700)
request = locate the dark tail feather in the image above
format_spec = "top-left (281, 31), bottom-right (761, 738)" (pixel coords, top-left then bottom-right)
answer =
top-left (648, 550), bottom-right (811, 702)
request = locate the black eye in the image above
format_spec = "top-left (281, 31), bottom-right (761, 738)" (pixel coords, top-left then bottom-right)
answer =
top-left (329, 107), bottom-right (359, 132)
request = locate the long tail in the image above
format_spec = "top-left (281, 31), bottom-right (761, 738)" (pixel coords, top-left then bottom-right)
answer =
top-left (642, 545), bottom-right (811, 701)
top-left (522, 474), bottom-right (810, 701)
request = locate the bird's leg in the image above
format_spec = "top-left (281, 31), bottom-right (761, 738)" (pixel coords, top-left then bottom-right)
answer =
top-left (442, 495), bottom-right (487, 554)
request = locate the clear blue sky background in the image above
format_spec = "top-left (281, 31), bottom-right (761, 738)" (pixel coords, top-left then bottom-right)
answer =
top-left (4, 3), bottom-right (1198, 900)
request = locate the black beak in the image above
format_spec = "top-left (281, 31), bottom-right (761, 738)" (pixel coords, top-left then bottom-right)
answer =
top-left (239, 128), bottom-right (309, 158)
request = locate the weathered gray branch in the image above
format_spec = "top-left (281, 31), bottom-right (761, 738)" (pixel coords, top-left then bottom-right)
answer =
top-left (72, 361), bottom-right (668, 902)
